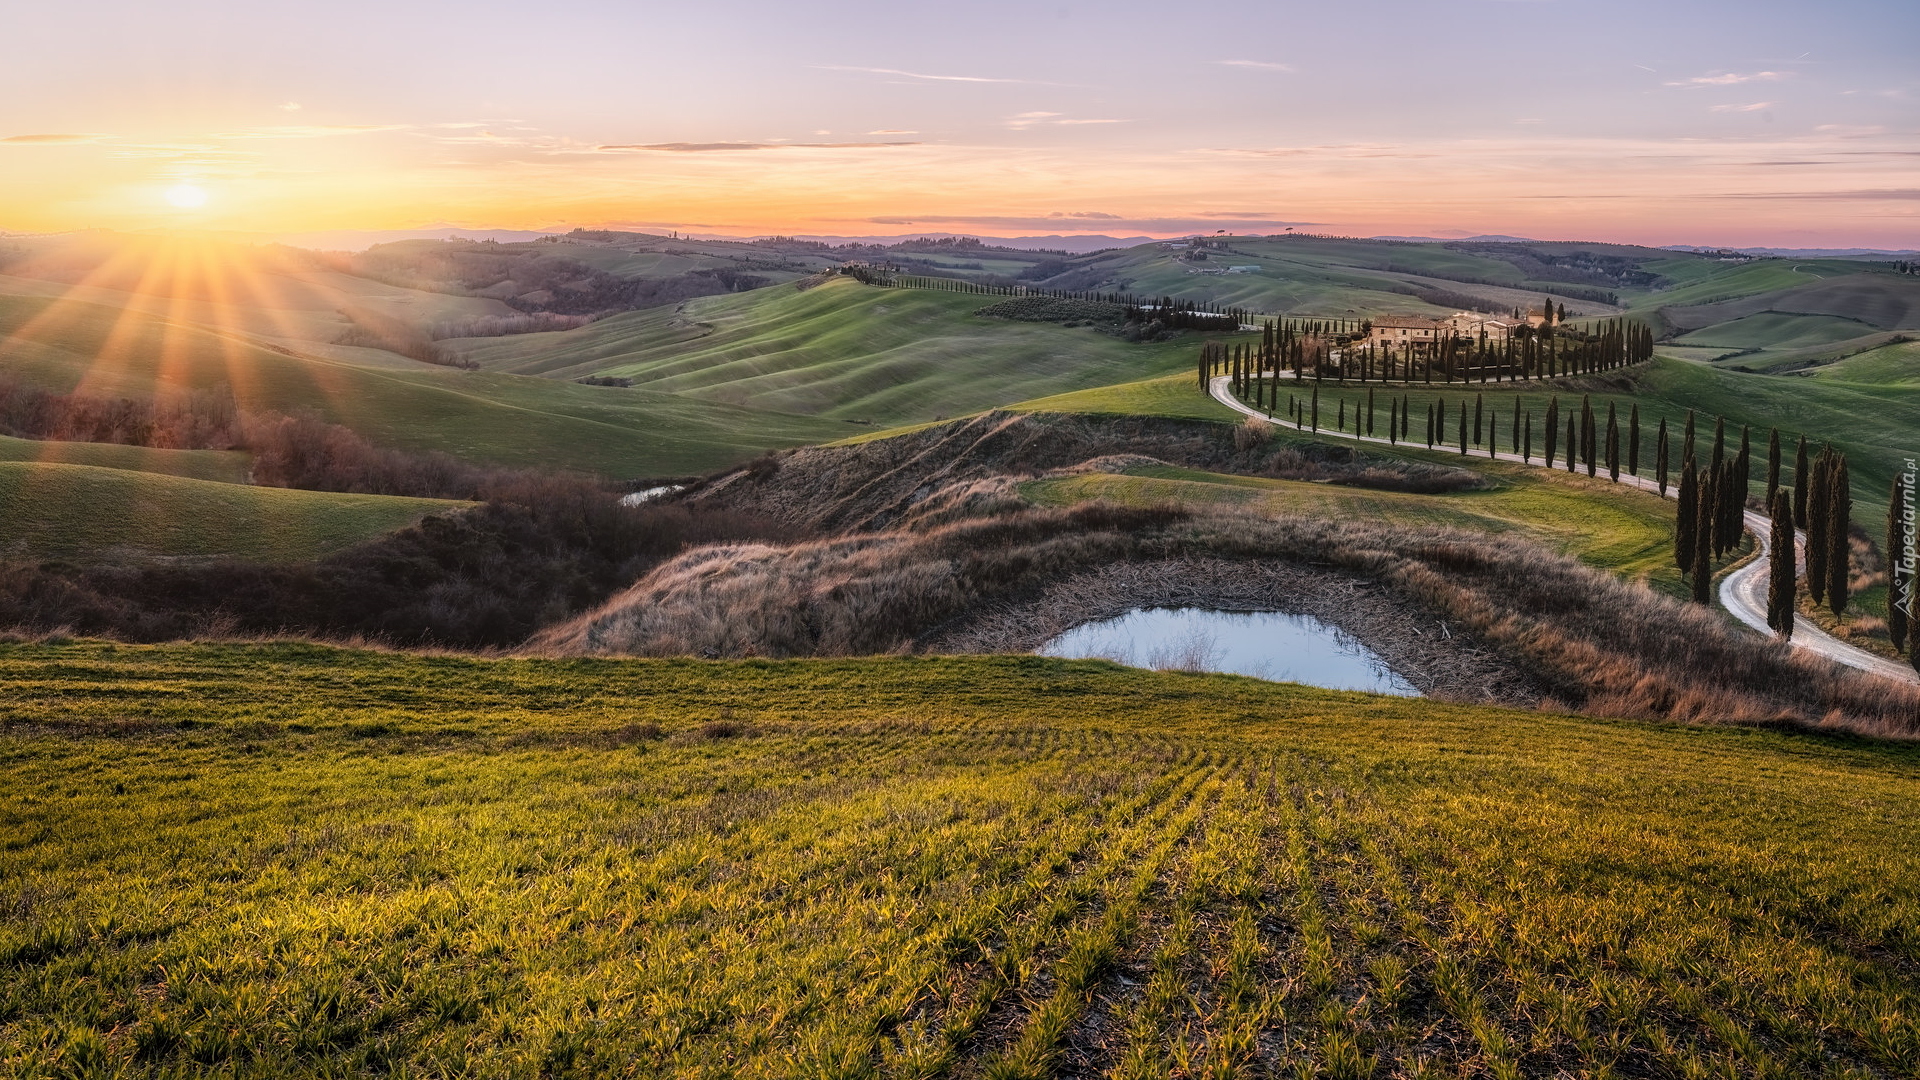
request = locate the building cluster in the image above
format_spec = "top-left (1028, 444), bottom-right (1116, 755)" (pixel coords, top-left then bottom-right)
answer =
top-left (1365, 310), bottom-right (1542, 351)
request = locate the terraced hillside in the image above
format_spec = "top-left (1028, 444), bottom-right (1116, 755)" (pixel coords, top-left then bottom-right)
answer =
top-left (1, 643), bottom-right (1915, 1078)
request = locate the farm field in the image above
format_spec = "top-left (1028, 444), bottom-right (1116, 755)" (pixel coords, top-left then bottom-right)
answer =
top-left (453, 277), bottom-right (1199, 425)
top-left (0, 433), bottom-right (249, 484)
top-left (0, 291), bottom-right (860, 477)
top-left (1023, 458), bottom-right (1685, 593)
top-left (0, 462), bottom-right (464, 561)
top-left (1, 643), bottom-right (1915, 1078)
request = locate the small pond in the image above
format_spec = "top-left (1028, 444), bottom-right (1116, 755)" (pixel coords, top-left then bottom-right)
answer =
top-left (1038, 607), bottom-right (1419, 696)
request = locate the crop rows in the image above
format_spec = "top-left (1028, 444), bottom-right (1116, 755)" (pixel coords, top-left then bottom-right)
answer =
top-left (1, 647), bottom-right (1916, 1077)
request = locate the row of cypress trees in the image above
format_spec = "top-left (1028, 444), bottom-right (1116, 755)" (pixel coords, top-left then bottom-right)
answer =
top-left (1203, 318), bottom-right (1654, 389)
top-left (1238, 377), bottom-right (1910, 659)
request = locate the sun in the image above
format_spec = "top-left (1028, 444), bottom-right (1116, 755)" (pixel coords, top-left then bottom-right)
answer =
top-left (165, 184), bottom-right (209, 209)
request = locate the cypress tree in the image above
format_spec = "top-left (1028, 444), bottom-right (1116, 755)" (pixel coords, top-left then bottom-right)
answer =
top-left (1544, 396), bottom-right (1560, 467)
top-left (1388, 398), bottom-right (1398, 444)
top-left (1488, 412), bottom-right (1500, 458)
top-left (1676, 458), bottom-right (1698, 575)
top-left (1765, 428), bottom-right (1781, 507)
top-left (1311, 384), bottom-right (1319, 431)
top-left (1401, 396), bottom-right (1410, 441)
top-left (1627, 403), bottom-right (1640, 478)
top-left (1473, 392), bottom-right (1484, 445)
top-left (1582, 395), bottom-right (1597, 477)
top-left (1425, 403), bottom-right (1435, 448)
top-left (1366, 387), bottom-right (1376, 436)
top-left (1437, 397), bottom-right (1447, 444)
top-left (1889, 474), bottom-right (1910, 654)
top-left (1459, 407), bottom-right (1468, 455)
top-left (1683, 410), bottom-right (1696, 467)
top-left (1523, 413), bottom-right (1533, 463)
top-left (1709, 415), bottom-right (1725, 478)
top-left (1828, 452), bottom-right (1851, 618)
top-left (1606, 403), bottom-right (1620, 481)
top-left (1692, 468), bottom-right (1714, 605)
top-left (1656, 418), bottom-right (1670, 496)
top-left (1792, 435), bottom-right (1810, 529)
top-left (1511, 395), bottom-right (1522, 454)
top-left (1338, 399), bottom-right (1346, 432)
top-left (1769, 490), bottom-right (1796, 638)
top-left (1566, 412), bottom-right (1578, 474)
top-left (1807, 449), bottom-right (1831, 606)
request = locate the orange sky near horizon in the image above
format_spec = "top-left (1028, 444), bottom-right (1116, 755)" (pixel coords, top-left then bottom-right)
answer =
top-left (3, 0), bottom-right (1915, 249)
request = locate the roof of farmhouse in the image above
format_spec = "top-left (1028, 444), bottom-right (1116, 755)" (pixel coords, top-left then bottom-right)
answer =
top-left (1372, 317), bottom-right (1443, 329)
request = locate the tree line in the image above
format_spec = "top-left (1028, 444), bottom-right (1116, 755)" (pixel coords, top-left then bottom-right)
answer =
top-left (1199, 311), bottom-right (1654, 392)
top-left (1219, 372), bottom-right (1914, 672)
top-left (844, 267), bottom-right (1254, 328)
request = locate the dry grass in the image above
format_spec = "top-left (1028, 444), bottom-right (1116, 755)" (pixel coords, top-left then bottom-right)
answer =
top-left (529, 500), bottom-right (1920, 738)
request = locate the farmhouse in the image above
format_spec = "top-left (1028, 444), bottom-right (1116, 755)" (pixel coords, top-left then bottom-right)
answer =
top-left (1366, 316), bottom-right (1445, 348)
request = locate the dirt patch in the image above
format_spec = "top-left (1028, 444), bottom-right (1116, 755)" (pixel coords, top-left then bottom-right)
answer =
top-left (928, 556), bottom-right (1548, 706)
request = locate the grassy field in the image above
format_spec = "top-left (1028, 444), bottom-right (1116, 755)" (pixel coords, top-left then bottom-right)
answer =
top-left (0, 462), bottom-right (462, 562)
top-left (1808, 338), bottom-right (1920, 385)
top-left (1, 642), bottom-right (1916, 1077)
top-left (0, 291), bottom-right (859, 477)
top-left (1671, 312), bottom-right (1884, 352)
top-left (1024, 458), bottom-right (1686, 594)
top-left (1009, 371), bottom-right (1245, 423)
top-left (0, 434), bottom-right (249, 484)
top-left (454, 278), bottom-right (1200, 426)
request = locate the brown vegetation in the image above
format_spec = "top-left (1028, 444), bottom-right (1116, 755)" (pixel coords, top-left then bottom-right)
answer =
top-left (681, 411), bottom-right (1483, 533)
top-left (530, 495), bottom-right (1920, 738)
top-left (0, 479), bottom-right (785, 648)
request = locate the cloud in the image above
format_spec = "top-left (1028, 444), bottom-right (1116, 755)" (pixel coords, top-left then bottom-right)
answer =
top-left (1701, 189), bottom-right (1920, 201)
top-left (595, 141), bottom-right (920, 153)
top-left (1666, 71), bottom-right (1788, 87)
top-left (1213, 59), bottom-right (1293, 72)
top-left (816, 65), bottom-right (1028, 84)
top-left (868, 129), bottom-right (918, 135)
top-left (1005, 112), bottom-right (1129, 129)
top-left (215, 124), bottom-right (408, 139)
top-left (2, 133), bottom-right (104, 145)
top-left (279, 102), bottom-right (302, 112)
top-left (1710, 102), bottom-right (1776, 113)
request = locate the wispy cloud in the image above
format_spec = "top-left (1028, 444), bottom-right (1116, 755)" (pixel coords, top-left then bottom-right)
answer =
top-left (1005, 112), bottom-right (1129, 130)
top-left (868, 129), bottom-right (918, 135)
top-left (1710, 102), bottom-right (1776, 113)
top-left (2, 133), bottom-right (106, 145)
top-left (279, 102), bottom-right (302, 112)
top-left (1212, 59), bottom-right (1293, 72)
top-left (596, 141), bottom-right (920, 153)
top-left (213, 124), bottom-right (407, 140)
top-left (817, 65), bottom-right (1028, 84)
top-left (1667, 70), bottom-right (1789, 87)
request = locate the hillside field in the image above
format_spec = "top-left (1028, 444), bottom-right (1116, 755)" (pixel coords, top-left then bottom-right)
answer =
top-left (0, 462), bottom-right (463, 562)
top-left (453, 277), bottom-right (1200, 425)
top-left (1, 643), bottom-right (1915, 1078)
top-left (0, 291), bottom-right (858, 477)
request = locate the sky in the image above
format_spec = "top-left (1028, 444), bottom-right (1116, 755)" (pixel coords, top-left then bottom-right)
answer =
top-left (2, 0), bottom-right (1916, 247)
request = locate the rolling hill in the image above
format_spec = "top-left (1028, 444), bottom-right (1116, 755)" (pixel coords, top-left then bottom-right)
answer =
top-left (0, 461), bottom-right (461, 562)
top-left (453, 276), bottom-right (1200, 424)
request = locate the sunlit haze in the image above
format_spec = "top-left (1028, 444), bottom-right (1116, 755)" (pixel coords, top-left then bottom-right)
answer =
top-left (2, 0), bottom-right (1915, 247)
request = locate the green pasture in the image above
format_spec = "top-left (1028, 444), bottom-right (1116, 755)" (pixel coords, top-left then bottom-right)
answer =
top-left (0, 292), bottom-right (858, 477)
top-left (1, 643), bottom-right (1916, 1078)
top-left (0, 462), bottom-right (462, 562)
top-left (455, 277), bottom-right (1198, 426)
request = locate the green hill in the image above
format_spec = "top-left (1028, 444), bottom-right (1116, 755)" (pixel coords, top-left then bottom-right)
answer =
top-left (0, 461), bottom-right (463, 561)
top-left (0, 291), bottom-right (858, 477)
top-left (0, 433), bottom-right (249, 483)
top-left (1, 642), bottom-right (1914, 1078)
top-left (455, 276), bottom-right (1200, 425)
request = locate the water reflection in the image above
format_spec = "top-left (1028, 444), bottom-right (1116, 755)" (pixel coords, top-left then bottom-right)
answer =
top-left (1039, 607), bottom-right (1419, 696)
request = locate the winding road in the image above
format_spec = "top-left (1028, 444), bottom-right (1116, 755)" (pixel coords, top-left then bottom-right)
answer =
top-left (1207, 373), bottom-right (1917, 685)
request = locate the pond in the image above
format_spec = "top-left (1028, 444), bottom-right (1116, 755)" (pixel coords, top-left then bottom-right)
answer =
top-left (1038, 607), bottom-right (1419, 696)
